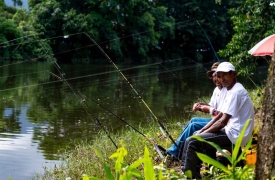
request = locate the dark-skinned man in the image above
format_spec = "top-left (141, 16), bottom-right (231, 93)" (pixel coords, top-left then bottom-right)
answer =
top-left (180, 62), bottom-right (254, 179)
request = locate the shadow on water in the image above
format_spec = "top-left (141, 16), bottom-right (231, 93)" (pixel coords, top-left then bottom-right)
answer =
top-left (0, 60), bottom-right (268, 179)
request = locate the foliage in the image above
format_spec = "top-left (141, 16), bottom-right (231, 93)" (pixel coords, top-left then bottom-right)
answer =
top-left (193, 120), bottom-right (255, 180)
top-left (154, 0), bottom-right (241, 61)
top-left (0, 16), bottom-right (22, 59)
top-left (2, 0), bottom-right (242, 63)
top-left (25, 0), bottom-right (238, 62)
top-left (31, 117), bottom-right (185, 179)
top-left (82, 142), bottom-right (186, 180)
top-left (28, 0), bottom-right (175, 61)
top-left (218, 0), bottom-right (275, 77)
top-left (0, 1), bottom-right (52, 61)
top-left (33, 117), bottom-right (256, 180)
top-left (248, 85), bottom-right (264, 111)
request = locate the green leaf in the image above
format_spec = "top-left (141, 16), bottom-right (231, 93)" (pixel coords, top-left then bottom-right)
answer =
top-left (143, 146), bottom-right (155, 180)
top-left (192, 135), bottom-right (232, 162)
top-left (184, 170), bottom-right (192, 179)
top-left (94, 148), bottom-right (104, 161)
top-left (128, 157), bottom-right (144, 169)
top-left (82, 174), bottom-right (90, 180)
top-left (197, 152), bottom-right (228, 173)
top-left (109, 146), bottom-right (128, 173)
top-left (156, 169), bottom-right (164, 180)
top-left (89, 178), bottom-right (101, 180)
top-left (232, 119), bottom-right (251, 167)
top-left (103, 163), bottom-right (115, 180)
top-left (94, 148), bottom-right (115, 180)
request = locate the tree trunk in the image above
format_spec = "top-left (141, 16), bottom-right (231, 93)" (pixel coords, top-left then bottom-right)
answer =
top-left (255, 52), bottom-right (275, 179)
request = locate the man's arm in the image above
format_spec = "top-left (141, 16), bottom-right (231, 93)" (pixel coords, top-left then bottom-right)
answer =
top-left (195, 113), bottom-right (222, 134)
top-left (197, 113), bottom-right (231, 134)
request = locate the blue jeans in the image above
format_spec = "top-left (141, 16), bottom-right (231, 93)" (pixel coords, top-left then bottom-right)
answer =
top-left (167, 117), bottom-right (211, 158)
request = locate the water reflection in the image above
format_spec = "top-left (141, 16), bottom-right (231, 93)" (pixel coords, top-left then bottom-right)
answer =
top-left (0, 61), bottom-right (268, 179)
top-left (0, 106), bottom-right (59, 179)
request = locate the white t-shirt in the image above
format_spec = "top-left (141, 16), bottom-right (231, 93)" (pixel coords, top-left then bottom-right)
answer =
top-left (209, 87), bottom-right (227, 111)
top-left (221, 83), bottom-right (254, 146)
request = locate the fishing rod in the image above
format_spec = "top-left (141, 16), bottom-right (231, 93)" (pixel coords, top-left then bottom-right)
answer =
top-left (49, 71), bottom-right (168, 159)
top-left (83, 32), bottom-right (180, 151)
top-left (34, 35), bottom-right (118, 149)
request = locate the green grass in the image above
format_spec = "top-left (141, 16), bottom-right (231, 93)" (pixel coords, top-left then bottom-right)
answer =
top-left (32, 117), bottom-right (186, 179)
top-left (32, 88), bottom-right (263, 180)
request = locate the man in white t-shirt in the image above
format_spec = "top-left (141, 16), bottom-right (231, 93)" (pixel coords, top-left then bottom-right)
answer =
top-left (166, 62), bottom-right (224, 160)
top-left (180, 62), bottom-right (254, 179)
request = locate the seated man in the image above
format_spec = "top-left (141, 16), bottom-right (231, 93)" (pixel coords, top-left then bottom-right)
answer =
top-left (166, 62), bottom-right (224, 161)
top-left (180, 62), bottom-right (254, 179)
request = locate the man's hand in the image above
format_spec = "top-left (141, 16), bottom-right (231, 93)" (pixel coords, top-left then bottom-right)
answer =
top-left (192, 103), bottom-right (210, 113)
top-left (192, 103), bottom-right (201, 112)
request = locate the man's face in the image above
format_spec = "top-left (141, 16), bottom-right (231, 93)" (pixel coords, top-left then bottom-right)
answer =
top-left (212, 74), bottom-right (222, 89)
top-left (216, 71), bottom-right (236, 89)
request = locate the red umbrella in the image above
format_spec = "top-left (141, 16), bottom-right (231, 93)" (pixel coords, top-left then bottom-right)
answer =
top-left (248, 34), bottom-right (275, 56)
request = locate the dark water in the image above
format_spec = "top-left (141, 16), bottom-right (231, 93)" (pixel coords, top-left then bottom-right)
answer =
top-left (0, 60), bottom-right (268, 179)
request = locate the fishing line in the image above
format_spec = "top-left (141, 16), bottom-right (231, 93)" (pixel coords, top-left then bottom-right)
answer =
top-left (0, 32), bottom-right (83, 48)
top-left (0, 33), bottom-right (39, 46)
top-left (0, 19), bottom-right (194, 49)
top-left (0, 19), bottom-right (196, 60)
top-left (0, 58), bottom-right (39, 68)
top-left (83, 32), bottom-right (180, 151)
top-left (49, 71), bottom-right (168, 158)
top-left (33, 35), bottom-right (118, 149)
top-left (0, 78), bottom-right (61, 92)
top-left (0, 60), bottom-right (210, 95)
top-left (46, 58), bottom-right (187, 82)
top-left (0, 69), bottom-right (50, 80)
top-left (196, 20), bottom-right (220, 62)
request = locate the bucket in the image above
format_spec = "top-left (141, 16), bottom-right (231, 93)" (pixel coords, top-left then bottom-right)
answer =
top-left (246, 149), bottom-right (256, 165)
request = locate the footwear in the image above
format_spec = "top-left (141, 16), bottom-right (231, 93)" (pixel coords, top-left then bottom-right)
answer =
top-left (164, 154), bottom-right (173, 168)
top-left (164, 155), bottom-right (180, 168)
top-left (154, 155), bottom-right (162, 164)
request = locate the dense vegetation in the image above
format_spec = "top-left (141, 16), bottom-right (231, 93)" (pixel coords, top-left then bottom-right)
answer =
top-left (1, 0), bottom-right (239, 63)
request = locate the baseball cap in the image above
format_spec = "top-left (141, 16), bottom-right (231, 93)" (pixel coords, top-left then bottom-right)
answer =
top-left (215, 62), bottom-right (235, 74)
top-left (206, 62), bottom-right (220, 78)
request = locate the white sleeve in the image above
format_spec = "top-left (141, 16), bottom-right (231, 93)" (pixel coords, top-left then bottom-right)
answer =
top-left (208, 87), bottom-right (219, 109)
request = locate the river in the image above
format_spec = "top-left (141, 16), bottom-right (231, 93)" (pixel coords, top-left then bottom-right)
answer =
top-left (0, 60), bottom-right (267, 179)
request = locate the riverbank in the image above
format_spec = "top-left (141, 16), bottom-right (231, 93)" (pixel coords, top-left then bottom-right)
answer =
top-left (32, 87), bottom-right (263, 179)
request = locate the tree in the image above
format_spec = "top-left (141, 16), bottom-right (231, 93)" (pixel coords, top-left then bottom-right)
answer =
top-left (218, 0), bottom-right (275, 76)
top-left (217, 0), bottom-right (275, 179)
top-left (0, 2), bottom-right (52, 61)
top-left (0, 0), bottom-right (4, 8)
top-left (28, 0), bottom-right (175, 62)
top-left (0, 17), bottom-right (22, 59)
top-left (11, 0), bottom-right (23, 7)
top-left (154, 0), bottom-right (240, 61)
top-left (255, 50), bottom-right (275, 179)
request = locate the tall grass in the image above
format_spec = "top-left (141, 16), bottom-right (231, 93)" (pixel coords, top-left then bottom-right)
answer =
top-left (32, 88), bottom-right (262, 180)
top-left (32, 118), bottom-right (185, 180)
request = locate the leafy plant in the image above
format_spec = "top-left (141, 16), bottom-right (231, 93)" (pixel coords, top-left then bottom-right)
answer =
top-left (84, 141), bottom-right (186, 180)
top-left (192, 120), bottom-right (255, 179)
